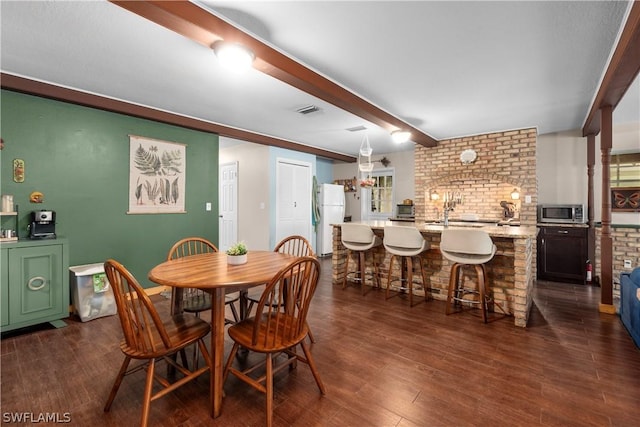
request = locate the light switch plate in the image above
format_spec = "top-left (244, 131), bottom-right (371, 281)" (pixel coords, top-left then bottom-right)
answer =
top-left (524, 195), bottom-right (532, 204)
top-left (205, 202), bottom-right (212, 211)
top-left (624, 259), bottom-right (632, 269)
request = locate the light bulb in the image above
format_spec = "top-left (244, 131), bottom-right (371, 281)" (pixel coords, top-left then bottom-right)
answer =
top-left (391, 130), bottom-right (411, 143)
top-left (212, 41), bottom-right (255, 72)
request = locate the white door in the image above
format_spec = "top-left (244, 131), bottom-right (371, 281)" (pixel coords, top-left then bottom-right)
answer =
top-left (219, 162), bottom-right (238, 252)
top-left (275, 158), bottom-right (312, 244)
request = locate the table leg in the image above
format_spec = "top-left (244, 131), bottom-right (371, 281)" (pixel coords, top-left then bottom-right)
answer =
top-left (210, 288), bottom-right (225, 418)
top-left (239, 290), bottom-right (249, 320)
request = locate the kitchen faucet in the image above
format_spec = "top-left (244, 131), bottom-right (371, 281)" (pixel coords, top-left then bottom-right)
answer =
top-left (443, 206), bottom-right (454, 226)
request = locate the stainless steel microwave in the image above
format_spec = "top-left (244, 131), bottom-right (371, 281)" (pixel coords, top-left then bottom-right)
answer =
top-left (396, 204), bottom-right (415, 218)
top-left (537, 204), bottom-right (585, 224)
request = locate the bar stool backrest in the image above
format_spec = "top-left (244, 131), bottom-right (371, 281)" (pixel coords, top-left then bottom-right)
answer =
top-left (441, 228), bottom-right (494, 256)
top-left (384, 226), bottom-right (426, 250)
top-left (342, 223), bottom-right (375, 244)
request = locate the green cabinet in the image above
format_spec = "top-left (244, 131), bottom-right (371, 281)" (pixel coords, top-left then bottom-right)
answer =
top-left (1, 248), bottom-right (8, 327)
top-left (0, 239), bottom-right (69, 332)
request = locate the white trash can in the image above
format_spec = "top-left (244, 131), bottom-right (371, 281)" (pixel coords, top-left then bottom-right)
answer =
top-left (69, 263), bottom-right (117, 322)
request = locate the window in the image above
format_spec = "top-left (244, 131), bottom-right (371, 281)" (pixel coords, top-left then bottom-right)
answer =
top-left (361, 168), bottom-right (394, 220)
top-left (610, 152), bottom-right (640, 187)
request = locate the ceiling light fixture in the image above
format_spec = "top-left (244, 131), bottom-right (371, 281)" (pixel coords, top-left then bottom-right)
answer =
top-left (391, 130), bottom-right (411, 144)
top-left (212, 40), bottom-right (255, 72)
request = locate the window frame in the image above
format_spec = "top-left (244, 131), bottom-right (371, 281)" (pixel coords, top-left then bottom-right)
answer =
top-left (360, 167), bottom-right (395, 220)
top-left (610, 152), bottom-right (640, 188)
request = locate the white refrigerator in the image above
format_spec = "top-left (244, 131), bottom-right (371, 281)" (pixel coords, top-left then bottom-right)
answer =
top-left (318, 183), bottom-right (346, 256)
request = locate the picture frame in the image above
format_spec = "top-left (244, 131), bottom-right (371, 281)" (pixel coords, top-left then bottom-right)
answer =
top-left (127, 135), bottom-right (186, 214)
top-left (611, 187), bottom-right (640, 212)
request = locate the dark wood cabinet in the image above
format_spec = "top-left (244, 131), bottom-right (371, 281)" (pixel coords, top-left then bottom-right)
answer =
top-left (537, 226), bottom-right (588, 284)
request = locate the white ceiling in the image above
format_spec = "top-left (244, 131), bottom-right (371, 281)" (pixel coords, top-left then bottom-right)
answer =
top-left (1, 1), bottom-right (637, 158)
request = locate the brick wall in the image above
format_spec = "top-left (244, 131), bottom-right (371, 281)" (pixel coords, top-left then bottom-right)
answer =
top-left (414, 128), bottom-right (538, 226)
top-left (595, 226), bottom-right (640, 300)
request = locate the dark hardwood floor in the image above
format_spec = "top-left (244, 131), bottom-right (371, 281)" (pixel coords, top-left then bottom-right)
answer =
top-left (2, 257), bottom-right (639, 426)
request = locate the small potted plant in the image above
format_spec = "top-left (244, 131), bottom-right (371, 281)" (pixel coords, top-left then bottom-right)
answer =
top-left (226, 241), bottom-right (248, 265)
top-left (359, 177), bottom-right (375, 188)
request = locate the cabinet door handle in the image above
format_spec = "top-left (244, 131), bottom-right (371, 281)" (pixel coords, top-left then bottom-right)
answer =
top-left (557, 230), bottom-right (569, 234)
top-left (27, 276), bottom-right (47, 291)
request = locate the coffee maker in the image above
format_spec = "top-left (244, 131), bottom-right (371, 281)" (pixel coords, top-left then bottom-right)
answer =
top-left (29, 210), bottom-right (56, 239)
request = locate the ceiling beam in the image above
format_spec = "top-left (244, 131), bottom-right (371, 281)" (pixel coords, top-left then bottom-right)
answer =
top-left (583, 1), bottom-right (640, 136)
top-left (0, 73), bottom-right (356, 162)
top-left (109, 0), bottom-right (438, 148)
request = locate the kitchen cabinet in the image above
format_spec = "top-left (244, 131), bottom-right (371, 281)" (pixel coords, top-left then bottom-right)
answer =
top-left (537, 226), bottom-right (588, 284)
top-left (0, 239), bottom-right (69, 332)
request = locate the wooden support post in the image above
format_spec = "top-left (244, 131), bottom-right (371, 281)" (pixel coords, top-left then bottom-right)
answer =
top-left (586, 134), bottom-right (597, 284)
top-left (599, 106), bottom-right (615, 313)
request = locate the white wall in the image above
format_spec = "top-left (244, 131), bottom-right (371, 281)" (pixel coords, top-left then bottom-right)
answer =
top-left (537, 129), bottom-right (588, 205)
top-left (537, 122), bottom-right (640, 225)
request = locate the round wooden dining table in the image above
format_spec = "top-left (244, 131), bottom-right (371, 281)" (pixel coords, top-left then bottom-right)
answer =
top-left (148, 250), bottom-right (298, 419)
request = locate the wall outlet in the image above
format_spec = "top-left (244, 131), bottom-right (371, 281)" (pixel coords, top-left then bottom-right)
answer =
top-left (524, 195), bottom-right (532, 204)
top-left (624, 259), bottom-right (632, 269)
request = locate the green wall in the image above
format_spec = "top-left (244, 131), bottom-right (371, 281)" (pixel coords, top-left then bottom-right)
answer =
top-left (0, 90), bottom-right (219, 287)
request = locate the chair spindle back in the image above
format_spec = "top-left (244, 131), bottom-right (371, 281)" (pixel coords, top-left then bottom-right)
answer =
top-left (104, 259), bottom-right (171, 354)
top-left (251, 257), bottom-right (320, 348)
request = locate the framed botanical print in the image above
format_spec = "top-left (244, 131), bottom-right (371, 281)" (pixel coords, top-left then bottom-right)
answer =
top-left (127, 135), bottom-right (186, 214)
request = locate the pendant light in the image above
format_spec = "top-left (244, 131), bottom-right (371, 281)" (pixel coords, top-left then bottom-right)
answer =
top-left (358, 134), bottom-right (373, 173)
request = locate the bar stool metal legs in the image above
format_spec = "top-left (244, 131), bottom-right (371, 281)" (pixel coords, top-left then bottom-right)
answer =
top-left (446, 263), bottom-right (490, 323)
top-left (342, 247), bottom-right (381, 295)
top-left (386, 253), bottom-right (429, 307)
top-left (383, 225), bottom-right (431, 307)
top-left (441, 228), bottom-right (507, 323)
top-left (341, 224), bottom-right (382, 295)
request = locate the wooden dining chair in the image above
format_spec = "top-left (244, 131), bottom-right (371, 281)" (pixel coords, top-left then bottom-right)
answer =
top-left (223, 256), bottom-right (326, 427)
top-left (243, 235), bottom-right (317, 342)
top-left (168, 237), bottom-right (240, 367)
top-left (103, 259), bottom-right (212, 427)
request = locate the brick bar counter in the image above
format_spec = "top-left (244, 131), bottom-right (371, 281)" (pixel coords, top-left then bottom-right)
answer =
top-left (331, 221), bottom-right (539, 327)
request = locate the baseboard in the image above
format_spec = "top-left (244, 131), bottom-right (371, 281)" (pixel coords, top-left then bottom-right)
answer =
top-left (145, 285), bottom-right (172, 296)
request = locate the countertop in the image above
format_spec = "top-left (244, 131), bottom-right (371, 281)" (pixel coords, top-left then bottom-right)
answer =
top-left (334, 220), bottom-right (538, 239)
top-left (537, 222), bottom-right (589, 229)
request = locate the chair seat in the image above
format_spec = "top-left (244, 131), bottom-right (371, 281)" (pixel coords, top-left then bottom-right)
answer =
top-left (183, 294), bottom-right (211, 313)
top-left (120, 313), bottom-right (211, 359)
top-left (342, 236), bottom-right (382, 251)
top-left (385, 241), bottom-right (428, 257)
top-left (441, 250), bottom-right (495, 265)
top-left (227, 315), bottom-right (309, 353)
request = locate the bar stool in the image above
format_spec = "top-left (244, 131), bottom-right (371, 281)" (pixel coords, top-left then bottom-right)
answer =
top-left (440, 228), bottom-right (500, 323)
top-left (384, 225), bottom-right (431, 307)
top-left (341, 224), bottom-right (382, 295)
